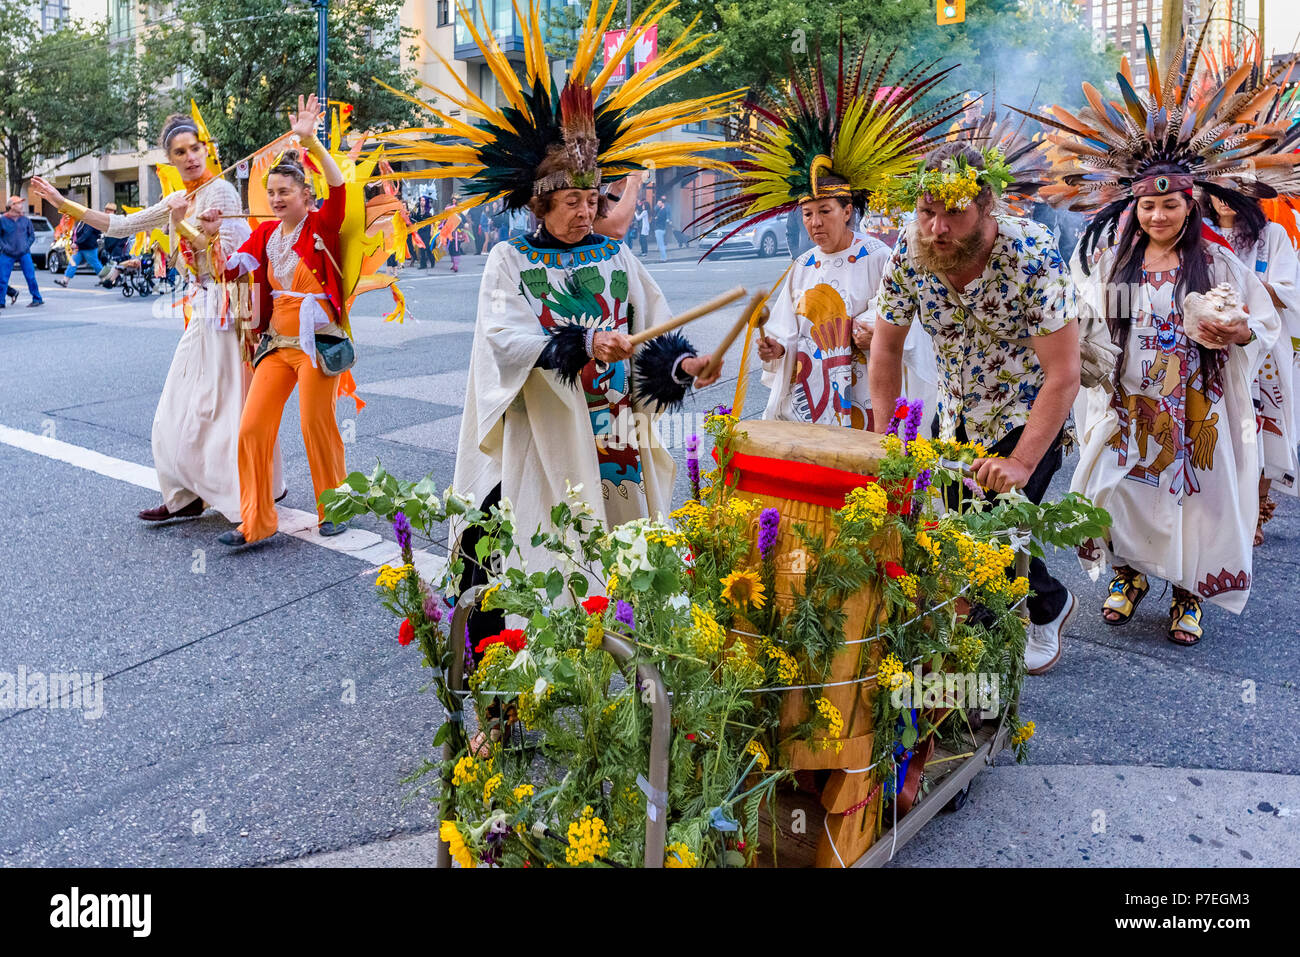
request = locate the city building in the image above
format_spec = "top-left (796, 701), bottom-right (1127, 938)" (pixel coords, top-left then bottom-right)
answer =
top-left (1075, 0), bottom-right (1262, 88)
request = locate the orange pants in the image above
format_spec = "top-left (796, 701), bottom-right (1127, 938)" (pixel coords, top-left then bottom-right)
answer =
top-left (237, 347), bottom-right (345, 542)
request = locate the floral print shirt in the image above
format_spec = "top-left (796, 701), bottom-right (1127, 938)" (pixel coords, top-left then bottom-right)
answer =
top-left (876, 215), bottom-right (1075, 445)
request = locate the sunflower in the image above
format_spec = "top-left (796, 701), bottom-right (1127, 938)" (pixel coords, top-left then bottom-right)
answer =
top-left (440, 820), bottom-right (475, 869)
top-left (720, 569), bottom-right (767, 610)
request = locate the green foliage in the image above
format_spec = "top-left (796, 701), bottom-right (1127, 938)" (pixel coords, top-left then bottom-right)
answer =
top-left (139, 0), bottom-right (421, 163)
top-left (589, 0), bottom-right (1120, 116)
top-left (0, 2), bottom-right (151, 187)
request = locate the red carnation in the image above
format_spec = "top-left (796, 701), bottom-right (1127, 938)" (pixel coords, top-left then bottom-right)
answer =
top-left (686, 733), bottom-right (697, 741)
top-left (884, 561), bottom-right (908, 580)
top-left (475, 628), bottom-right (527, 654)
top-left (398, 618), bottom-right (415, 646)
top-left (581, 596), bottom-right (610, 616)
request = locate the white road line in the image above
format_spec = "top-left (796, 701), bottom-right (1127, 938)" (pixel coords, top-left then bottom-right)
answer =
top-left (0, 422), bottom-right (447, 579)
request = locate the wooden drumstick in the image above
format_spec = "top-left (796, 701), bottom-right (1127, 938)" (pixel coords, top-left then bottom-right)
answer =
top-left (627, 285), bottom-right (748, 347)
top-left (699, 289), bottom-right (769, 380)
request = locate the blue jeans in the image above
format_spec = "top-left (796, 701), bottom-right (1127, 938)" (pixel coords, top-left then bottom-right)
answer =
top-left (66, 247), bottom-right (104, 279)
top-left (0, 252), bottom-right (43, 304)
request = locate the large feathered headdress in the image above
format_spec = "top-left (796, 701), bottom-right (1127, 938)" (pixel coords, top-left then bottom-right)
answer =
top-left (376, 0), bottom-right (739, 221)
top-left (1023, 20), bottom-right (1300, 266)
top-left (695, 38), bottom-right (969, 252)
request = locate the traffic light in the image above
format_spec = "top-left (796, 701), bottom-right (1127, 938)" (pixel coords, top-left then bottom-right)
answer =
top-left (937, 0), bottom-right (966, 25)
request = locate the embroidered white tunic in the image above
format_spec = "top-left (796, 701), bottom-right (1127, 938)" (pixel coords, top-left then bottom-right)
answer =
top-left (1070, 244), bottom-right (1280, 612)
top-left (760, 232), bottom-right (938, 429)
top-left (451, 234), bottom-right (681, 575)
top-left (1210, 221), bottom-right (1300, 494)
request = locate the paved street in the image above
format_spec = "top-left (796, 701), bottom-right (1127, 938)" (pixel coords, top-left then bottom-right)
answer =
top-left (1, 243), bottom-right (1297, 867)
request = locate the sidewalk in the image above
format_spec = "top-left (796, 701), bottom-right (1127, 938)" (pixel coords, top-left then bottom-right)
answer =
top-left (273, 765), bottom-right (1300, 868)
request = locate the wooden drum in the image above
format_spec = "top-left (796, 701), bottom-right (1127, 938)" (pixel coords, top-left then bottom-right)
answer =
top-left (724, 420), bottom-right (898, 867)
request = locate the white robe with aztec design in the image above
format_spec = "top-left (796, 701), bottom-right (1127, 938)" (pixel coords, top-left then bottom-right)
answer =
top-left (1070, 243), bottom-right (1280, 613)
top-left (761, 232), bottom-right (937, 429)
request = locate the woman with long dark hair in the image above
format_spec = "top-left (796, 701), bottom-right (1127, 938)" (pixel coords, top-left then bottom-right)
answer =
top-left (1201, 191), bottom-right (1300, 545)
top-left (1069, 167), bottom-right (1280, 644)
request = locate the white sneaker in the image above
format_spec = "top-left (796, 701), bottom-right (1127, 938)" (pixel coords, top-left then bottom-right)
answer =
top-left (1025, 590), bottom-right (1075, 675)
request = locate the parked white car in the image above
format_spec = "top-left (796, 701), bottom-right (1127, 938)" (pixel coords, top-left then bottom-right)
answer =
top-left (27, 215), bottom-right (55, 269)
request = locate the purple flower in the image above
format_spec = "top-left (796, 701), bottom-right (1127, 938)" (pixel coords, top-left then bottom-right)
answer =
top-left (686, 433), bottom-right (701, 498)
top-left (464, 624), bottom-right (474, 675)
top-left (915, 469), bottom-right (933, 494)
top-left (886, 396), bottom-right (908, 437)
top-left (962, 477), bottom-right (986, 500)
top-left (903, 400), bottom-right (925, 446)
top-left (711, 404), bottom-right (732, 417)
top-left (392, 511), bottom-right (412, 553)
top-left (757, 507), bottom-right (780, 560)
top-left (423, 593), bottom-right (443, 624)
top-left (685, 434), bottom-right (699, 454)
top-left (615, 600), bottom-right (635, 630)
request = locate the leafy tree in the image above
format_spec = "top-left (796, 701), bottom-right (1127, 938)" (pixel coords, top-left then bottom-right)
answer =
top-left (558, 0), bottom-right (1119, 112)
top-left (0, 2), bottom-right (150, 191)
top-left (140, 0), bottom-right (423, 164)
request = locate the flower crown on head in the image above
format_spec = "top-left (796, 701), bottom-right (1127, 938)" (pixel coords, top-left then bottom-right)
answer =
top-left (874, 146), bottom-right (1014, 215)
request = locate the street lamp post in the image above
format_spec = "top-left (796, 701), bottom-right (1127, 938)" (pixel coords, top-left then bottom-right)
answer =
top-left (315, 0), bottom-right (329, 140)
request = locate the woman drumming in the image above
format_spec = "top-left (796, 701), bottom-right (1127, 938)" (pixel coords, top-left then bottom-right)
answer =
top-left (31, 113), bottom-right (283, 524)
top-left (377, 0), bottom-right (734, 643)
top-left (208, 94), bottom-right (352, 547)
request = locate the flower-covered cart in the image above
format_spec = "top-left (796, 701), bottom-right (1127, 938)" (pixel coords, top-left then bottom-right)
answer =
top-left (323, 402), bottom-right (1108, 868)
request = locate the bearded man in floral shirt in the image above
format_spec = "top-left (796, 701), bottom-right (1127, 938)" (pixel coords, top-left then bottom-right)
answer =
top-left (869, 142), bottom-right (1081, 675)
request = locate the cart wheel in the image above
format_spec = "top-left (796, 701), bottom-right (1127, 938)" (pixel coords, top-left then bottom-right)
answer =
top-left (121, 282), bottom-right (133, 298)
top-left (942, 784), bottom-right (970, 814)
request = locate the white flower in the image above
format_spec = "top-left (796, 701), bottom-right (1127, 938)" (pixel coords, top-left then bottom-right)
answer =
top-left (532, 676), bottom-right (548, 697)
top-left (507, 649), bottom-right (532, 672)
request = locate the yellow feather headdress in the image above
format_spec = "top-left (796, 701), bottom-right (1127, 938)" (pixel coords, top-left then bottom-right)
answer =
top-left (376, 0), bottom-right (741, 225)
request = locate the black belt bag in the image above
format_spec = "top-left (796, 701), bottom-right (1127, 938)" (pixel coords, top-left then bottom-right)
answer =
top-left (252, 332), bottom-right (356, 376)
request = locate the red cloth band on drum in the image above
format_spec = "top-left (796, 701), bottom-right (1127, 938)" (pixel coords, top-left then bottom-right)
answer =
top-left (715, 448), bottom-right (912, 513)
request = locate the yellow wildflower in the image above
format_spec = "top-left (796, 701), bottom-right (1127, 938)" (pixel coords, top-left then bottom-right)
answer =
top-left (898, 574), bottom-right (918, 600)
top-left (759, 640), bottom-right (799, 685)
top-left (909, 436), bottom-right (937, 470)
top-left (727, 497), bottom-right (756, 517)
top-left (565, 805), bottom-right (611, 866)
top-left (720, 569), bottom-right (767, 610)
top-left (814, 696), bottom-right (844, 752)
top-left (877, 652), bottom-right (911, 691)
top-left (670, 499), bottom-right (709, 530)
top-left (882, 434), bottom-right (903, 455)
top-left (841, 484), bottom-right (889, 527)
top-left (483, 773), bottom-right (502, 804)
top-left (664, 842), bottom-right (698, 868)
top-left (585, 615), bottom-right (606, 651)
top-left (745, 739), bottom-right (770, 772)
top-left (1011, 721), bottom-right (1036, 746)
top-left (512, 783), bottom-right (535, 802)
top-left (481, 583), bottom-right (502, 606)
top-left (451, 755), bottom-right (479, 788)
top-left (606, 573), bottom-right (619, 594)
top-left (440, 820), bottom-right (475, 868)
top-left (690, 604), bottom-right (727, 657)
top-left (722, 641), bottom-right (764, 686)
top-left (375, 563), bottom-right (414, 591)
top-left (468, 642), bottom-right (513, 691)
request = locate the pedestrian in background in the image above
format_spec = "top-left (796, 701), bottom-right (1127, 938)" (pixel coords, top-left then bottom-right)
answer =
top-left (653, 197), bottom-right (669, 261)
top-left (54, 214), bottom-right (103, 287)
top-left (0, 195), bottom-right (45, 309)
top-left (416, 195), bottom-right (436, 269)
top-left (634, 199), bottom-right (650, 255)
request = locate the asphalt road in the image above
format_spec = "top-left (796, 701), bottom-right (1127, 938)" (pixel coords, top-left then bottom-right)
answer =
top-left (1, 241), bottom-right (1296, 867)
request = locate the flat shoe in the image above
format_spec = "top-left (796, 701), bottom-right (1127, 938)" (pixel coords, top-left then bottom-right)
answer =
top-left (138, 498), bottom-right (204, 521)
top-left (27, 300), bottom-right (44, 307)
top-left (217, 530), bottom-right (247, 547)
top-left (319, 520), bottom-right (347, 537)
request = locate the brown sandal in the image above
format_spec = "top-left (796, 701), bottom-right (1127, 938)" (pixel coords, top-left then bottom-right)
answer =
top-left (1255, 494), bottom-right (1276, 547)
